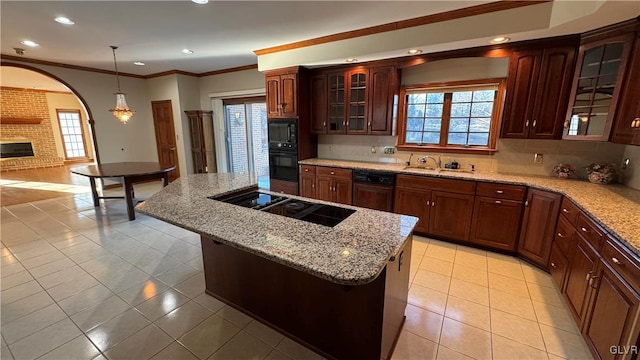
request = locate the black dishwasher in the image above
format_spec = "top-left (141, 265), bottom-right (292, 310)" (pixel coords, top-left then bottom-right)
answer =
top-left (352, 170), bottom-right (396, 212)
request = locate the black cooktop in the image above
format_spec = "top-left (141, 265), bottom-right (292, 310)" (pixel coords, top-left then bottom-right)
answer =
top-left (211, 191), bottom-right (355, 227)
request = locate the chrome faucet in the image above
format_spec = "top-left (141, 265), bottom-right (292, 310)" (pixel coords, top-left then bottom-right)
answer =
top-left (417, 155), bottom-right (441, 169)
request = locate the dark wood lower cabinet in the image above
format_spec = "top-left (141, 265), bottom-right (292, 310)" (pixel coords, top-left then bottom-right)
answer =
top-left (583, 262), bottom-right (640, 360)
top-left (429, 191), bottom-right (474, 242)
top-left (549, 241), bottom-right (570, 290)
top-left (393, 186), bottom-right (430, 234)
top-left (469, 197), bottom-right (523, 251)
top-left (517, 189), bottom-right (561, 266)
top-left (200, 235), bottom-right (412, 360)
top-left (270, 179), bottom-right (299, 195)
top-left (564, 236), bottom-right (599, 324)
top-left (299, 173), bottom-right (316, 198)
top-left (353, 183), bottom-right (394, 212)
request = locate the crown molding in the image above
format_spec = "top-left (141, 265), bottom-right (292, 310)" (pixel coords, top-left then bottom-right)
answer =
top-left (253, 0), bottom-right (549, 55)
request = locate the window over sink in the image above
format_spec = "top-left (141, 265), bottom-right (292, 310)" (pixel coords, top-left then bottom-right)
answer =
top-left (397, 79), bottom-right (506, 154)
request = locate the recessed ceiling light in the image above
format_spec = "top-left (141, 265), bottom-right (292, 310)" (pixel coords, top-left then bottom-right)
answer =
top-left (192, 0), bottom-right (209, 4)
top-left (490, 37), bottom-right (510, 44)
top-left (21, 40), bottom-right (39, 47)
top-left (182, 49), bottom-right (194, 54)
top-left (54, 16), bottom-right (75, 25)
top-left (345, 58), bottom-right (358, 63)
top-left (134, 61), bottom-right (145, 66)
top-left (408, 49), bottom-right (422, 55)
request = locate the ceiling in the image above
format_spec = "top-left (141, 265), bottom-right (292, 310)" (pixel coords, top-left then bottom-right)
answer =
top-left (1, 0), bottom-right (639, 89)
top-left (1, 0), bottom-right (493, 76)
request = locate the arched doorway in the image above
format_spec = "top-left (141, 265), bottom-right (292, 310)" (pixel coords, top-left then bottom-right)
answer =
top-left (1, 64), bottom-right (100, 205)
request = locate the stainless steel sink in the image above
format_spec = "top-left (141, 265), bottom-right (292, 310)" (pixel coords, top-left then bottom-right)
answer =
top-left (403, 166), bottom-right (437, 171)
top-left (439, 168), bottom-right (474, 174)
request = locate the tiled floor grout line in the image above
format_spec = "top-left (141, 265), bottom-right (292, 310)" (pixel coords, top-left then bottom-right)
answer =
top-left (1, 238), bottom-right (107, 359)
top-left (2, 199), bottom-right (210, 360)
top-left (4, 194), bottom-right (592, 360)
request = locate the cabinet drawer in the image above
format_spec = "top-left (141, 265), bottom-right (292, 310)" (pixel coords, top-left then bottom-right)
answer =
top-left (395, 174), bottom-right (475, 195)
top-left (549, 241), bottom-right (569, 290)
top-left (300, 165), bottom-right (316, 175)
top-left (476, 182), bottom-right (526, 201)
top-left (601, 237), bottom-right (640, 289)
top-left (576, 212), bottom-right (606, 251)
top-left (559, 197), bottom-right (580, 225)
top-left (554, 214), bottom-right (576, 257)
top-left (317, 166), bottom-right (352, 179)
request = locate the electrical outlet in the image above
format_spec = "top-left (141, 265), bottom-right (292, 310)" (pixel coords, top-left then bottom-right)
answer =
top-left (534, 153), bottom-right (543, 164)
top-left (383, 146), bottom-right (396, 154)
top-left (371, 146), bottom-right (377, 154)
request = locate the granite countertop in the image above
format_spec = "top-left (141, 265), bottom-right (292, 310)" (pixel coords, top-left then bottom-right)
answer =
top-left (300, 158), bottom-right (640, 257)
top-left (136, 173), bottom-right (418, 286)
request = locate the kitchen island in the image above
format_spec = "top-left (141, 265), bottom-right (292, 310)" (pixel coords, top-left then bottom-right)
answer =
top-left (136, 173), bottom-right (419, 360)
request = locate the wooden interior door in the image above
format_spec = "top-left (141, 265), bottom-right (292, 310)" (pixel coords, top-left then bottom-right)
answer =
top-left (152, 100), bottom-right (180, 182)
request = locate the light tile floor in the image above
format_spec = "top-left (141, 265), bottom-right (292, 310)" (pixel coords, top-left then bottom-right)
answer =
top-left (0, 183), bottom-right (593, 360)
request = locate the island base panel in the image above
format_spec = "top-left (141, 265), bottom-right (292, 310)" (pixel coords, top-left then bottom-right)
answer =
top-left (200, 235), bottom-right (411, 360)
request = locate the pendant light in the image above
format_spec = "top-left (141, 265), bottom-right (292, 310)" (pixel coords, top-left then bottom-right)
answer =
top-left (108, 46), bottom-right (134, 124)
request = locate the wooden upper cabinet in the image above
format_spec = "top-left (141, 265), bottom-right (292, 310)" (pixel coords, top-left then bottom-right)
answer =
top-left (563, 34), bottom-right (633, 141)
top-left (265, 69), bottom-right (298, 118)
top-left (612, 32), bottom-right (640, 145)
top-left (311, 65), bottom-right (397, 135)
top-left (368, 66), bottom-right (398, 135)
top-left (310, 74), bottom-right (328, 133)
top-left (501, 45), bottom-right (576, 139)
top-left (327, 71), bottom-right (346, 134)
top-left (517, 189), bottom-right (561, 267)
top-left (501, 50), bottom-right (541, 138)
top-left (346, 68), bottom-right (369, 134)
top-left (530, 46), bottom-right (577, 138)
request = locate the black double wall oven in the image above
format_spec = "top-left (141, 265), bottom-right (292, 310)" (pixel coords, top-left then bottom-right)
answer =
top-left (268, 119), bottom-right (298, 182)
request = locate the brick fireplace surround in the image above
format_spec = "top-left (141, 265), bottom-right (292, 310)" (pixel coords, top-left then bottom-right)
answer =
top-left (1, 87), bottom-right (64, 171)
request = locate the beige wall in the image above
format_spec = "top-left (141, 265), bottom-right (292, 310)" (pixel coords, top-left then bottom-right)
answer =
top-left (2, 61), bottom-right (159, 165)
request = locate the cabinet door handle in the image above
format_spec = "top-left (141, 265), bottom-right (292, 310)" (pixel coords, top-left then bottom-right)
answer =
top-left (323, 121), bottom-right (326, 127)
top-left (525, 120), bottom-right (530, 127)
top-left (564, 120), bottom-right (570, 129)
top-left (612, 257), bottom-right (622, 265)
top-left (304, 168), bottom-right (309, 172)
top-left (312, 183), bottom-right (315, 188)
top-left (330, 171), bottom-right (335, 175)
top-left (532, 120), bottom-right (537, 127)
top-left (495, 200), bottom-right (502, 204)
top-left (589, 275), bottom-right (599, 289)
top-left (562, 208), bottom-right (570, 214)
top-left (432, 202), bottom-right (435, 207)
top-left (495, 190), bottom-right (504, 194)
top-left (368, 121), bottom-right (371, 128)
top-left (586, 270), bottom-right (593, 281)
top-left (426, 201), bottom-right (430, 206)
top-left (581, 227), bottom-right (588, 233)
top-left (550, 262), bottom-right (557, 268)
top-left (342, 121), bottom-right (346, 127)
top-left (557, 232), bottom-right (565, 238)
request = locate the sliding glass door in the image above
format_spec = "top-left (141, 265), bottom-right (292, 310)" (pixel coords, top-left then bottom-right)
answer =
top-left (223, 100), bottom-right (268, 184)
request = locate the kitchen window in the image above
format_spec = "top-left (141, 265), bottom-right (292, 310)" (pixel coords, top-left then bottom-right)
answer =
top-left (397, 79), bottom-right (506, 154)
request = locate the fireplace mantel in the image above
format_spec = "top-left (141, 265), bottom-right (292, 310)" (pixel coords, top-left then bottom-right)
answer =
top-left (0, 117), bottom-right (44, 125)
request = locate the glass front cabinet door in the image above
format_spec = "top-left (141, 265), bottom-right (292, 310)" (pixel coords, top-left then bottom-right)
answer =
top-left (563, 34), bottom-right (633, 140)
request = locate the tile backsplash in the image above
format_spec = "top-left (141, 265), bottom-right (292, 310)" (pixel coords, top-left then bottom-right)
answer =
top-left (317, 135), bottom-right (639, 190)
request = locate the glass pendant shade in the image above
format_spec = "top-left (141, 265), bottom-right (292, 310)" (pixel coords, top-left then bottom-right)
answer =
top-left (110, 92), bottom-right (134, 124)
top-left (109, 46), bottom-right (134, 124)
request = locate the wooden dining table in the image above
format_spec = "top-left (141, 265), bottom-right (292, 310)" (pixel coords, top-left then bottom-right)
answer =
top-left (71, 162), bottom-right (175, 220)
